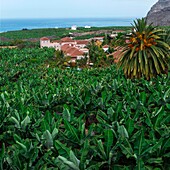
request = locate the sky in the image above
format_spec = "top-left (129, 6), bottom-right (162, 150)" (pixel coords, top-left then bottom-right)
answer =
top-left (0, 0), bottom-right (158, 19)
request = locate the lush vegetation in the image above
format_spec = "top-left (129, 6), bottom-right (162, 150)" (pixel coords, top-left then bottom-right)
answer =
top-left (0, 26), bottom-right (131, 40)
top-left (0, 28), bottom-right (75, 40)
top-left (0, 40), bottom-right (40, 49)
top-left (74, 33), bottom-right (106, 40)
top-left (77, 26), bottom-right (131, 32)
top-left (118, 18), bottom-right (170, 80)
top-left (0, 47), bottom-right (170, 169)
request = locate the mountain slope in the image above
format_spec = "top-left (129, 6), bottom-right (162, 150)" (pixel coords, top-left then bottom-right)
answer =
top-left (146, 0), bottom-right (170, 26)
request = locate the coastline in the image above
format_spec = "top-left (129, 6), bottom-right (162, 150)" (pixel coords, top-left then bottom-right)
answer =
top-left (0, 17), bottom-right (134, 32)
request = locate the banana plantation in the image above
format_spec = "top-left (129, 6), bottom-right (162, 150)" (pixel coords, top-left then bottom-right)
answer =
top-left (0, 45), bottom-right (170, 169)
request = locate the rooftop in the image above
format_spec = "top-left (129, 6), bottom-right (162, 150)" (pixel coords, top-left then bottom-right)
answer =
top-left (61, 44), bottom-right (84, 57)
top-left (61, 37), bottom-right (74, 42)
top-left (103, 45), bottom-right (109, 48)
top-left (40, 37), bottom-right (50, 41)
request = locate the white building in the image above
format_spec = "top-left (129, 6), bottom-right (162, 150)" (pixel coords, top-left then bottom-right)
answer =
top-left (102, 45), bottom-right (109, 52)
top-left (40, 37), bottom-right (51, 48)
top-left (71, 25), bottom-right (77, 30)
top-left (40, 37), bottom-right (61, 50)
top-left (84, 25), bottom-right (91, 29)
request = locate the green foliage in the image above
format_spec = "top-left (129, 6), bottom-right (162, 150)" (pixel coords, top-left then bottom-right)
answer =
top-left (113, 32), bottom-right (127, 47)
top-left (118, 18), bottom-right (170, 80)
top-left (0, 40), bottom-right (40, 48)
top-left (102, 34), bottom-right (112, 45)
top-left (53, 50), bottom-right (70, 68)
top-left (74, 33), bottom-right (105, 40)
top-left (0, 27), bottom-right (131, 40)
top-left (162, 28), bottom-right (170, 45)
top-left (76, 55), bottom-right (88, 68)
top-left (0, 47), bottom-right (170, 169)
top-left (0, 28), bottom-right (72, 40)
top-left (88, 41), bottom-right (107, 67)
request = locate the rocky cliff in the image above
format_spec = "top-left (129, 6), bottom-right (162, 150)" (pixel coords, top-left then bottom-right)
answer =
top-left (146, 0), bottom-right (170, 26)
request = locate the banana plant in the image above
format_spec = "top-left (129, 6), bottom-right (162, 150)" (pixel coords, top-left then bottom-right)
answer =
top-left (55, 150), bottom-right (80, 170)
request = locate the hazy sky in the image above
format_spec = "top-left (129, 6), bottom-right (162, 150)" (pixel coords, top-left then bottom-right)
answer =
top-left (0, 0), bottom-right (158, 19)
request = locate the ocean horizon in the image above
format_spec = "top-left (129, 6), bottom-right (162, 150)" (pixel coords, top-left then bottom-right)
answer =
top-left (0, 17), bottom-right (134, 32)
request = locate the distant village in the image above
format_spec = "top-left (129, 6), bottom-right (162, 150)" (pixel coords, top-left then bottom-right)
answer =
top-left (40, 36), bottom-right (108, 63)
top-left (40, 25), bottom-right (123, 64)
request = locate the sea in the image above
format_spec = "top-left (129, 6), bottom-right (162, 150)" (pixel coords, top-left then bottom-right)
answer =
top-left (0, 18), bottom-right (134, 33)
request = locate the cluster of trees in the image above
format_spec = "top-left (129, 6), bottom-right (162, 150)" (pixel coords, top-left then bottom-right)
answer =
top-left (76, 18), bottom-right (170, 79)
top-left (102, 32), bottom-right (126, 47)
top-left (87, 40), bottom-right (115, 67)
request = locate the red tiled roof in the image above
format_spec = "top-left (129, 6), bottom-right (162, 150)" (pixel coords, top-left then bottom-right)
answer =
top-left (66, 47), bottom-right (77, 55)
top-left (40, 37), bottom-right (50, 40)
top-left (61, 37), bottom-right (74, 42)
top-left (61, 44), bottom-right (84, 57)
top-left (69, 49), bottom-right (84, 57)
top-left (106, 47), bottom-right (124, 63)
top-left (112, 48), bottom-right (123, 63)
top-left (103, 45), bottom-right (109, 48)
top-left (61, 44), bottom-right (72, 52)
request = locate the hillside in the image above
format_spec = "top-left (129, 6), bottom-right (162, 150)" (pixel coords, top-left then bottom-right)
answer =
top-left (146, 0), bottom-right (170, 26)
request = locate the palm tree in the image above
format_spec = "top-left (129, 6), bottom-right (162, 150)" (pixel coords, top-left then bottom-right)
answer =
top-left (118, 18), bottom-right (170, 79)
top-left (76, 54), bottom-right (88, 68)
top-left (162, 28), bottom-right (170, 45)
top-left (113, 32), bottom-right (126, 47)
top-left (87, 40), bottom-right (107, 67)
top-left (55, 50), bottom-right (70, 67)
